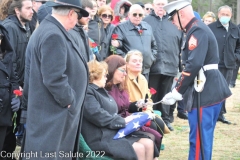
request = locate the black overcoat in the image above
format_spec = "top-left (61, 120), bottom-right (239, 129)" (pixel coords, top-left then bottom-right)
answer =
top-left (23, 15), bottom-right (88, 160)
top-left (82, 84), bottom-right (138, 160)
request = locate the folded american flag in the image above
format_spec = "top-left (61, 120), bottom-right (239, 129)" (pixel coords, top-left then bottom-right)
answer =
top-left (113, 112), bottom-right (151, 139)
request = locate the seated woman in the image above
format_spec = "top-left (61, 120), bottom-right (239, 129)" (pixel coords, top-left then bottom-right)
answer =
top-left (125, 50), bottom-right (170, 136)
top-left (105, 55), bottom-right (161, 159)
top-left (82, 60), bottom-right (155, 160)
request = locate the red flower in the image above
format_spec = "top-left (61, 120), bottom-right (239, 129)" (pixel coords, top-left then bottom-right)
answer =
top-left (149, 87), bottom-right (157, 95)
top-left (91, 42), bottom-right (98, 48)
top-left (112, 34), bottom-right (118, 40)
top-left (13, 89), bottom-right (22, 97)
top-left (138, 30), bottom-right (143, 35)
top-left (145, 120), bottom-right (151, 127)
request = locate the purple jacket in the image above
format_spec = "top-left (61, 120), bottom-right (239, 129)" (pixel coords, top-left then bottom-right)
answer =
top-left (108, 85), bottom-right (162, 148)
top-left (108, 84), bottom-right (131, 118)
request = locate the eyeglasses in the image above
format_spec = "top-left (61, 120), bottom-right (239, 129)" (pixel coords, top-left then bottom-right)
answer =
top-left (132, 13), bottom-right (143, 17)
top-left (73, 10), bottom-right (82, 20)
top-left (145, 8), bottom-right (152, 11)
top-left (117, 68), bottom-right (126, 73)
top-left (101, 14), bottom-right (113, 19)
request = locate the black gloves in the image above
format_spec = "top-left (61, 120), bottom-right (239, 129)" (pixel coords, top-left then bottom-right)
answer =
top-left (11, 97), bottom-right (20, 112)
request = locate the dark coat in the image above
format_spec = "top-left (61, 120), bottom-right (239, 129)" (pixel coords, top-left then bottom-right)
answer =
top-left (69, 25), bottom-right (94, 62)
top-left (0, 23), bottom-right (19, 126)
top-left (113, 20), bottom-right (157, 74)
top-left (82, 84), bottom-right (138, 160)
top-left (208, 19), bottom-right (240, 69)
top-left (22, 15), bottom-right (88, 160)
top-left (88, 15), bottom-right (105, 46)
top-left (99, 24), bottom-right (115, 60)
top-left (2, 15), bottom-right (31, 86)
top-left (143, 12), bottom-right (183, 76)
top-left (175, 18), bottom-right (232, 110)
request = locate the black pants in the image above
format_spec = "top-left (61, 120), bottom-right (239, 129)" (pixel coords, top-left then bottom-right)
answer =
top-left (0, 126), bottom-right (8, 152)
top-left (0, 126), bottom-right (16, 160)
top-left (218, 67), bottom-right (233, 117)
top-left (149, 74), bottom-right (174, 124)
top-left (230, 64), bottom-right (239, 86)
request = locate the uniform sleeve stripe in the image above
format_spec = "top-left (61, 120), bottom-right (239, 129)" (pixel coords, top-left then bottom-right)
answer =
top-left (182, 71), bottom-right (191, 76)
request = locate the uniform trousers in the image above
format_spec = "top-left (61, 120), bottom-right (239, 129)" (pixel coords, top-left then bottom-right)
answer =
top-left (188, 102), bottom-right (222, 160)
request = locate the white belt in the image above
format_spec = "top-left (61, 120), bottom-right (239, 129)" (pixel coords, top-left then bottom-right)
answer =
top-left (203, 64), bottom-right (218, 71)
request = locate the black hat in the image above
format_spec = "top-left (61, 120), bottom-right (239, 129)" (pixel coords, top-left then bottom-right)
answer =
top-left (46, 0), bottom-right (89, 17)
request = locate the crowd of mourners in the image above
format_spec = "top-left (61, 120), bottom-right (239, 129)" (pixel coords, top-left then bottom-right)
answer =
top-left (0, 0), bottom-right (239, 159)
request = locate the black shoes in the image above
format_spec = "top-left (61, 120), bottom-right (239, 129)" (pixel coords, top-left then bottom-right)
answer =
top-left (166, 122), bottom-right (174, 131)
top-left (217, 115), bottom-right (231, 124)
top-left (177, 112), bottom-right (188, 120)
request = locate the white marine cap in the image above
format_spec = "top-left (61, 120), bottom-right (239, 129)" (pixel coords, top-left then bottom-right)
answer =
top-left (163, 0), bottom-right (191, 19)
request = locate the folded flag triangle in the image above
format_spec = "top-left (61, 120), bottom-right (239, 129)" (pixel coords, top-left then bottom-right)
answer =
top-left (113, 112), bottom-right (151, 139)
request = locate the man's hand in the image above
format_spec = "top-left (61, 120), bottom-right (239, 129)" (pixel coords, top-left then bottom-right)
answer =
top-left (11, 97), bottom-right (20, 112)
top-left (161, 88), bottom-right (183, 105)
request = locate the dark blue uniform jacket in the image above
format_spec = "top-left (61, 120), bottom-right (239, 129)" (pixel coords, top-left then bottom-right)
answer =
top-left (175, 18), bottom-right (232, 110)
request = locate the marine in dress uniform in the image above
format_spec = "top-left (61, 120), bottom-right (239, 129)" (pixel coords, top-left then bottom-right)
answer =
top-left (161, 0), bottom-right (232, 159)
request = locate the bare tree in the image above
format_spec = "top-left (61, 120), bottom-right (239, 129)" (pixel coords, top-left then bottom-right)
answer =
top-left (237, 0), bottom-right (240, 24)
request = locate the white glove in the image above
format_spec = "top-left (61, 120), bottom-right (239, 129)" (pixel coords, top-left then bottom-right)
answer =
top-left (172, 88), bottom-right (183, 100)
top-left (161, 96), bottom-right (176, 105)
top-left (161, 88), bottom-right (183, 105)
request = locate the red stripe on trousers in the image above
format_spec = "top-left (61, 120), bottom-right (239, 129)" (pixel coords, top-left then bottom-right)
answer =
top-left (195, 107), bottom-right (203, 160)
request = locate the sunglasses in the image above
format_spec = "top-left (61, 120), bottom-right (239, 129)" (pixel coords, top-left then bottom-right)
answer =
top-left (132, 13), bottom-right (143, 17)
top-left (73, 10), bottom-right (82, 20)
top-left (101, 14), bottom-right (113, 19)
top-left (145, 8), bottom-right (152, 11)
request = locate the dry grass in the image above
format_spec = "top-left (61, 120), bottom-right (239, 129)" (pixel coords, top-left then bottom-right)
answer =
top-left (159, 79), bottom-right (240, 160)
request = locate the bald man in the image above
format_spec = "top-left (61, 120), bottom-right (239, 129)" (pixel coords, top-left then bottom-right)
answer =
top-left (161, 0), bottom-right (231, 159)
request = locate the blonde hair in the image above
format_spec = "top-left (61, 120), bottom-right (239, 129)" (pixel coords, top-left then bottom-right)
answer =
top-left (202, 11), bottom-right (216, 22)
top-left (125, 50), bottom-right (143, 63)
top-left (98, 5), bottom-right (114, 21)
top-left (88, 60), bottom-right (108, 83)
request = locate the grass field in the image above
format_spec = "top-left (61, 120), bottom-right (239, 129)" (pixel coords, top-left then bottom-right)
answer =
top-left (159, 79), bottom-right (240, 160)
